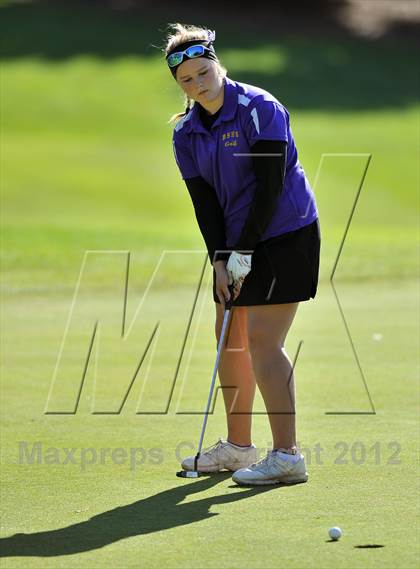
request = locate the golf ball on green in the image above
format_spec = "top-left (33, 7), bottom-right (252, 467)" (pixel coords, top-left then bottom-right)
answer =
top-left (329, 527), bottom-right (342, 540)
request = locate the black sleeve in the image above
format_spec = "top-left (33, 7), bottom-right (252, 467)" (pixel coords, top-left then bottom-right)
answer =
top-left (184, 176), bottom-right (231, 265)
top-left (233, 139), bottom-right (287, 252)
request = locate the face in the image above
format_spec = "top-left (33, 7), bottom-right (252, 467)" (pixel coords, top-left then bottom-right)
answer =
top-left (176, 58), bottom-right (223, 104)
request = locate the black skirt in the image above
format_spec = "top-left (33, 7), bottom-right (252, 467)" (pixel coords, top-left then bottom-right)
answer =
top-left (213, 218), bottom-right (321, 306)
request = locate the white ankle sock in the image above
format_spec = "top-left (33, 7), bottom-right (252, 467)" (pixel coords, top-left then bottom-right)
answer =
top-left (228, 440), bottom-right (252, 449)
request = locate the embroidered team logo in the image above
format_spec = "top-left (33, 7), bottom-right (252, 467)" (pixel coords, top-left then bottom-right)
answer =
top-left (222, 130), bottom-right (239, 147)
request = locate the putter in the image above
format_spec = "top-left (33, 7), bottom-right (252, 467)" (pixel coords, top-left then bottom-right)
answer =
top-left (176, 285), bottom-right (234, 478)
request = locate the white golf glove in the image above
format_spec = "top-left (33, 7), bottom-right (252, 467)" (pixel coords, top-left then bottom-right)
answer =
top-left (226, 251), bottom-right (252, 287)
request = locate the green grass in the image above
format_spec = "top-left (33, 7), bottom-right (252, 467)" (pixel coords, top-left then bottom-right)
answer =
top-left (2, 57), bottom-right (418, 290)
top-left (1, 8), bottom-right (419, 568)
top-left (1, 280), bottom-right (419, 568)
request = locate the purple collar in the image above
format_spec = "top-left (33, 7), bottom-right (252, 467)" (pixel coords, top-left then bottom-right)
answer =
top-left (186, 77), bottom-right (237, 134)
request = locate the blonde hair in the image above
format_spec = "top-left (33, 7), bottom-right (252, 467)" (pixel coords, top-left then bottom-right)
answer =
top-left (164, 23), bottom-right (227, 124)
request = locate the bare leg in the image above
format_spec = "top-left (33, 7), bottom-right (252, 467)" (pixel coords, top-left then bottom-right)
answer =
top-left (247, 303), bottom-right (299, 450)
top-left (215, 304), bottom-right (257, 446)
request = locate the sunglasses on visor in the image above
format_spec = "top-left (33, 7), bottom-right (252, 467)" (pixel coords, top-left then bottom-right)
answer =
top-left (166, 44), bottom-right (213, 68)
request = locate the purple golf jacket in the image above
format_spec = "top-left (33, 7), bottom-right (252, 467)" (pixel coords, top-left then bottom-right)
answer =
top-left (173, 76), bottom-right (318, 248)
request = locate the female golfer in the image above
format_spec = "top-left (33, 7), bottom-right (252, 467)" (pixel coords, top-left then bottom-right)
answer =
top-left (166, 23), bottom-right (320, 485)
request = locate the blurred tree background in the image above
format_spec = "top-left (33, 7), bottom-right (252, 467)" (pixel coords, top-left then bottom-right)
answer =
top-left (0, 0), bottom-right (418, 110)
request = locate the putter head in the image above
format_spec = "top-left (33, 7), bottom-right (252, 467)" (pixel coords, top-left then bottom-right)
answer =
top-left (176, 470), bottom-right (201, 478)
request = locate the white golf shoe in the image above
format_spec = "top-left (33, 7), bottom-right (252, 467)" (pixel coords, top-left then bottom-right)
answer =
top-left (181, 438), bottom-right (257, 473)
top-left (232, 449), bottom-right (308, 486)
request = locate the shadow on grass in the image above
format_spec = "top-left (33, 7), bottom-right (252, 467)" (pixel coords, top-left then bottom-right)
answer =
top-left (0, 473), bottom-right (279, 558)
top-left (0, 1), bottom-right (418, 111)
